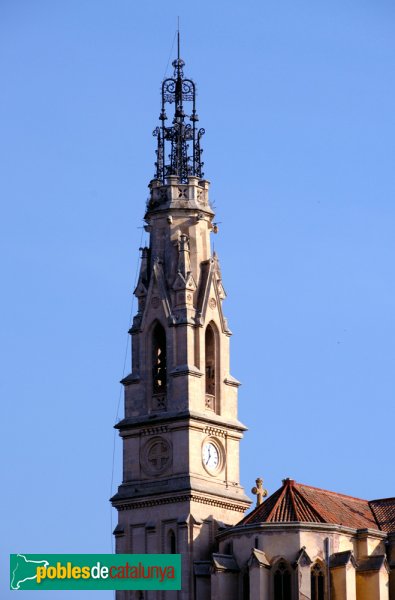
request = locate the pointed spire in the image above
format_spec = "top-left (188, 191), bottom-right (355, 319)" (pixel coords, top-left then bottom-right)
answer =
top-left (177, 25), bottom-right (181, 70)
top-left (153, 32), bottom-right (205, 183)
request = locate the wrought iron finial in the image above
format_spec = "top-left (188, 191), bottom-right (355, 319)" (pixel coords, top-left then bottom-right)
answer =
top-left (153, 35), bottom-right (205, 184)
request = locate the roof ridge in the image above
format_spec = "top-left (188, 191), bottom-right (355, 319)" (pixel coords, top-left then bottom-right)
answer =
top-left (292, 485), bottom-right (325, 523)
top-left (288, 482), bottom-right (299, 521)
top-left (266, 484), bottom-right (289, 522)
top-left (369, 497), bottom-right (395, 504)
top-left (369, 505), bottom-right (382, 531)
top-left (295, 482), bottom-right (368, 503)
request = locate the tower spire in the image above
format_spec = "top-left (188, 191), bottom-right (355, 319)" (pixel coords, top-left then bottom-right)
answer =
top-left (153, 34), bottom-right (205, 183)
top-left (177, 21), bottom-right (180, 62)
top-left (112, 42), bottom-right (251, 598)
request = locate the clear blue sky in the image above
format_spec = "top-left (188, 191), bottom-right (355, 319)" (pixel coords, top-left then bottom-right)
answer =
top-left (1, 1), bottom-right (394, 597)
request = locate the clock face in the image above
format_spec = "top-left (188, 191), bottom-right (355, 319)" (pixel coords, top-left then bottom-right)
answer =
top-left (202, 440), bottom-right (221, 473)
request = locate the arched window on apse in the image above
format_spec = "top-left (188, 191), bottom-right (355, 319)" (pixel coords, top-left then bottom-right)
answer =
top-left (168, 529), bottom-right (176, 554)
top-left (152, 323), bottom-right (167, 394)
top-left (273, 560), bottom-right (292, 600)
top-left (205, 323), bottom-right (216, 411)
top-left (311, 562), bottom-right (325, 600)
top-left (242, 570), bottom-right (250, 600)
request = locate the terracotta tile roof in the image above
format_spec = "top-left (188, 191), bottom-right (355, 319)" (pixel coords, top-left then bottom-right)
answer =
top-left (295, 482), bottom-right (377, 529)
top-left (369, 498), bottom-right (395, 533)
top-left (238, 478), bottom-right (395, 531)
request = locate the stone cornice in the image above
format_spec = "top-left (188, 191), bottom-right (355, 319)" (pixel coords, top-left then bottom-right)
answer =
top-left (169, 365), bottom-right (204, 378)
top-left (120, 372), bottom-right (140, 386)
top-left (112, 474), bottom-right (251, 508)
top-left (116, 410), bottom-right (247, 433)
top-left (112, 491), bottom-right (250, 513)
top-left (224, 376), bottom-right (241, 388)
top-left (217, 521), bottom-right (389, 540)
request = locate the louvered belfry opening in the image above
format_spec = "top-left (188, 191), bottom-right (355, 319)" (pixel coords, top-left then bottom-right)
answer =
top-left (152, 322), bottom-right (167, 394)
top-left (205, 323), bottom-right (216, 410)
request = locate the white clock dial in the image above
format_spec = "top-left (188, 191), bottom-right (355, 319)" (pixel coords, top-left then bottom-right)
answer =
top-left (202, 441), bottom-right (220, 473)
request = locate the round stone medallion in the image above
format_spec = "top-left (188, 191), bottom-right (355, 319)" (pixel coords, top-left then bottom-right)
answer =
top-left (141, 437), bottom-right (172, 475)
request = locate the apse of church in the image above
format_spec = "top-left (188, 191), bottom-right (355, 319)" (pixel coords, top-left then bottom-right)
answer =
top-left (111, 38), bottom-right (395, 600)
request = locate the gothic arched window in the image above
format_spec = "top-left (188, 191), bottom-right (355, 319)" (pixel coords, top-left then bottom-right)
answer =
top-left (152, 323), bottom-right (167, 394)
top-left (224, 540), bottom-right (233, 555)
top-left (311, 563), bottom-right (325, 600)
top-left (205, 323), bottom-right (216, 410)
top-left (168, 529), bottom-right (176, 554)
top-left (242, 570), bottom-right (250, 600)
top-left (273, 560), bottom-right (292, 600)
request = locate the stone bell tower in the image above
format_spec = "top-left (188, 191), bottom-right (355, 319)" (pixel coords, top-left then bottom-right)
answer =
top-left (111, 36), bottom-right (251, 599)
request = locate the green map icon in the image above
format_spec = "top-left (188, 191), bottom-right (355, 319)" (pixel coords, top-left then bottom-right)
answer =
top-left (10, 554), bottom-right (49, 590)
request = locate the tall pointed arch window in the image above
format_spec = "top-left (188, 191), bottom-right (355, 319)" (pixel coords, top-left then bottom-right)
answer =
top-left (311, 562), bottom-right (325, 600)
top-left (205, 323), bottom-right (216, 411)
top-left (273, 560), bottom-right (292, 600)
top-left (152, 323), bottom-right (167, 395)
top-left (242, 569), bottom-right (250, 600)
top-left (168, 529), bottom-right (176, 554)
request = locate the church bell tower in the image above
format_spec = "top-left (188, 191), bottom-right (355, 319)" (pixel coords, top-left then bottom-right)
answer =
top-left (111, 36), bottom-right (251, 599)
